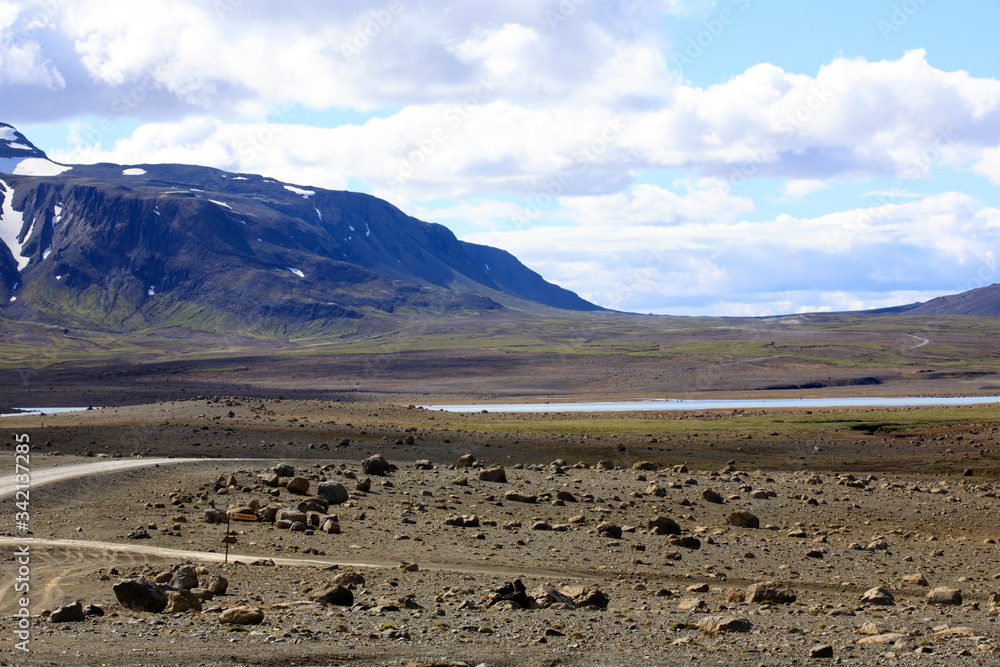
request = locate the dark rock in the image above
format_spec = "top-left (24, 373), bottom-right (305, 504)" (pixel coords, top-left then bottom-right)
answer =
top-left (113, 578), bottom-right (169, 613)
top-left (309, 585), bottom-right (354, 607)
top-left (669, 536), bottom-right (701, 550)
top-left (648, 516), bottom-right (682, 534)
top-left (362, 454), bottom-right (391, 476)
top-left (701, 489), bottom-right (724, 504)
top-left (49, 601), bottom-right (86, 623)
top-left (725, 511), bottom-right (760, 529)
top-left (479, 467), bottom-right (507, 483)
top-left (316, 481), bottom-right (349, 505)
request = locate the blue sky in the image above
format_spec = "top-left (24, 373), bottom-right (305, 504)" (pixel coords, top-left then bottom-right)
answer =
top-left (2, 0), bottom-right (999, 315)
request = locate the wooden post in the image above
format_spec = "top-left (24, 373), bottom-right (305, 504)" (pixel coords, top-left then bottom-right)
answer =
top-left (225, 512), bottom-right (230, 565)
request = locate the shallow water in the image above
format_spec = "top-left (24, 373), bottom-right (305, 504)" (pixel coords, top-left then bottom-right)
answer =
top-left (0, 407), bottom-right (97, 417)
top-left (425, 396), bottom-right (1000, 413)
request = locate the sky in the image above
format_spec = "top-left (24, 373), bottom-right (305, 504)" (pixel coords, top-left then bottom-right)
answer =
top-left (2, 0), bottom-right (999, 316)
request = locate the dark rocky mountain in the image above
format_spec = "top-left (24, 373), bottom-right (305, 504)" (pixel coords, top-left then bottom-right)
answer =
top-left (874, 283), bottom-right (1000, 317)
top-left (0, 124), bottom-right (600, 333)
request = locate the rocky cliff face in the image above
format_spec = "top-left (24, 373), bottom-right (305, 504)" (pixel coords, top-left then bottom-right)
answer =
top-left (0, 125), bottom-right (600, 333)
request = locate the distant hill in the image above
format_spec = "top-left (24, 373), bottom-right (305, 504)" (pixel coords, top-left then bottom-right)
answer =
top-left (0, 123), bottom-right (601, 334)
top-left (872, 283), bottom-right (1000, 317)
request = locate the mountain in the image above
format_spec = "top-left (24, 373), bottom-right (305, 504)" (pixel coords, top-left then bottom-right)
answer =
top-left (873, 283), bottom-right (1000, 317)
top-left (0, 124), bottom-right (601, 333)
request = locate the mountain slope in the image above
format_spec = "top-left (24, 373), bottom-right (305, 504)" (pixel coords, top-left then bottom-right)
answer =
top-left (874, 283), bottom-right (1000, 317)
top-left (0, 124), bottom-right (601, 333)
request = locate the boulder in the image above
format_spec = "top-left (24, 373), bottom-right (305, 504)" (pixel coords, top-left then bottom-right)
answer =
top-left (725, 511), bottom-right (760, 529)
top-left (316, 481), bottom-right (349, 505)
top-left (204, 575), bottom-right (228, 595)
top-left (926, 587), bottom-right (962, 605)
top-left (597, 522), bottom-right (622, 539)
top-left (171, 566), bottom-right (199, 591)
top-left (309, 584), bottom-right (354, 606)
top-left (362, 454), bottom-right (391, 476)
top-left (529, 587), bottom-right (577, 609)
top-left (257, 473), bottom-right (280, 487)
top-left (219, 606), bottom-right (264, 625)
top-left (49, 601), bottom-right (86, 623)
top-left (596, 460), bottom-right (615, 470)
top-left (556, 490), bottom-right (578, 502)
top-left (113, 578), bottom-right (169, 613)
top-left (479, 467), bottom-right (507, 483)
top-left (669, 536), bottom-right (701, 550)
top-left (860, 586), bottom-right (894, 606)
top-left (163, 590), bottom-right (202, 614)
top-left (320, 518), bottom-right (341, 534)
top-left (356, 477), bottom-right (372, 492)
top-left (697, 616), bottom-right (752, 633)
top-left (331, 571), bottom-right (366, 587)
top-left (273, 463), bottom-right (294, 477)
top-left (275, 508), bottom-right (307, 525)
top-left (414, 459), bottom-right (433, 470)
top-left (504, 490), bottom-right (536, 503)
top-left (457, 454), bottom-right (476, 467)
top-left (810, 645), bottom-right (834, 659)
top-left (632, 461), bottom-right (658, 471)
top-left (745, 582), bottom-right (797, 605)
top-left (649, 516), bottom-right (682, 535)
top-left (644, 482), bottom-right (667, 497)
top-left (561, 585), bottom-right (609, 610)
top-left (203, 508), bottom-right (227, 524)
top-left (701, 489), bottom-right (724, 504)
top-left (903, 573), bottom-right (929, 587)
top-left (83, 604), bottom-right (104, 617)
top-left (286, 477), bottom-right (310, 494)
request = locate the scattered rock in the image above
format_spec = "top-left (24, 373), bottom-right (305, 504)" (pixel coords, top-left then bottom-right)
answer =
top-left (479, 467), bottom-right (507, 483)
top-left (219, 606), bottom-right (264, 625)
top-left (203, 508), bottom-right (227, 524)
top-left (331, 571), bottom-right (366, 587)
top-left (362, 454), bottom-right (392, 476)
top-left (903, 573), bottom-right (929, 587)
top-left (669, 536), bottom-right (701, 550)
top-left (745, 582), bottom-right (797, 605)
top-left (286, 477), bottom-right (310, 494)
top-left (701, 489), bottom-right (724, 504)
top-left (860, 586), bottom-right (894, 605)
top-left (725, 511), bottom-right (760, 529)
top-left (49, 601), bottom-right (86, 623)
top-left (457, 453), bottom-right (476, 467)
top-left (649, 516), bottom-right (682, 535)
top-left (697, 616), bottom-right (752, 633)
top-left (113, 578), bottom-right (169, 613)
top-left (632, 461), bottom-right (658, 471)
top-left (171, 566), bottom-right (199, 591)
top-left (926, 587), bottom-right (962, 605)
top-left (316, 481), bottom-right (349, 505)
top-left (308, 585), bottom-right (355, 607)
top-left (809, 644), bottom-right (834, 658)
top-left (204, 575), bottom-right (228, 595)
top-left (597, 522), bottom-right (623, 539)
top-left (273, 463), bottom-right (294, 477)
top-left (163, 590), bottom-right (202, 614)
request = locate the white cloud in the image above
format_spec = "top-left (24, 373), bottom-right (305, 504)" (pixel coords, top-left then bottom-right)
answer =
top-left (783, 179), bottom-right (828, 200)
top-left (462, 192), bottom-right (1000, 314)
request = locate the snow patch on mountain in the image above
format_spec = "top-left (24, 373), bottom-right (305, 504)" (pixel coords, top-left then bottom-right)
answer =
top-left (123, 168), bottom-right (147, 176)
top-left (284, 185), bottom-right (314, 198)
top-left (287, 267), bottom-right (305, 278)
top-left (0, 157), bottom-right (72, 176)
top-left (0, 178), bottom-right (29, 271)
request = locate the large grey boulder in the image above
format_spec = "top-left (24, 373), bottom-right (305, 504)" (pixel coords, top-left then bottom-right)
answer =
top-left (317, 481), bottom-right (349, 505)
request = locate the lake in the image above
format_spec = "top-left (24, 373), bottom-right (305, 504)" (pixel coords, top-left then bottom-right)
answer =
top-left (424, 396), bottom-right (1000, 413)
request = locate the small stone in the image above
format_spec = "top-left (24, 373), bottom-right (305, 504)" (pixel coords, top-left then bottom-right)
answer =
top-left (860, 586), bottom-right (895, 606)
top-left (745, 581), bottom-right (796, 604)
top-left (308, 585), bottom-right (354, 607)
